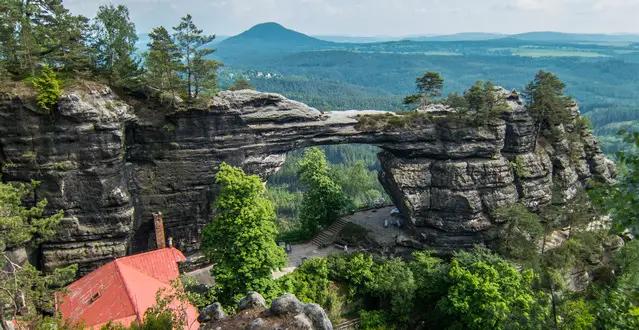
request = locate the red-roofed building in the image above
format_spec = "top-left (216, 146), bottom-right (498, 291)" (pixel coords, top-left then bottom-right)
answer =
top-left (57, 248), bottom-right (199, 330)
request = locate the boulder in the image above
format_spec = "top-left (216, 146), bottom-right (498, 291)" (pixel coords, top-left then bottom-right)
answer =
top-left (238, 292), bottom-right (267, 311)
top-left (198, 302), bottom-right (226, 323)
top-left (270, 294), bottom-right (305, 315)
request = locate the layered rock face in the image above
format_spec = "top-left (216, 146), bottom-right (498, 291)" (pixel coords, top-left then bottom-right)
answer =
top-left (0, 87), bottom-right (614, 272)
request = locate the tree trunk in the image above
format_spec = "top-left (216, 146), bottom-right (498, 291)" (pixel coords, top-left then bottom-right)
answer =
top-left (533, 120), bottom-right (542, 151)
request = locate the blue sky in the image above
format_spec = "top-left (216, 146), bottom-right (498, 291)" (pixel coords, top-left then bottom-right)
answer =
top-left (64, 0), bottom-right (639, 36)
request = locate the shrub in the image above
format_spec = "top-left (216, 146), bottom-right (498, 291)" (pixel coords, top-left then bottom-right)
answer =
top-left (32, 65), bottom-right (62, 112)
top-left (360, 310), bottom-right (395, 330)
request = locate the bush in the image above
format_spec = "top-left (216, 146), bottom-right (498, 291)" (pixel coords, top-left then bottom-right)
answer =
top-left (359, 310), bottom-right (395, 330)
top-left (32, 65), bottom-right (62, 111)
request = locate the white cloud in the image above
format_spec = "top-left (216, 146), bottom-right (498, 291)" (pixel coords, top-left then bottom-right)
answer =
top-left (63, 0), bottom-right (639, 36)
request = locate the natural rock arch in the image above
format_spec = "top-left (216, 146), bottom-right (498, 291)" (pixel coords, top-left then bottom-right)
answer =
top-left (0, 88), bottom-right (614, 273)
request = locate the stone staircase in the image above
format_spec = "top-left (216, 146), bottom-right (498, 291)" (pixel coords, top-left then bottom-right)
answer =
top-left (335, 317), bottom-right (360, 330)
top-left (311, 218), bottom-right (349, 247)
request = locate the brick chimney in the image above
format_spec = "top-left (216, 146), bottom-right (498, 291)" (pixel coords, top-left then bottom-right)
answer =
top-left (152, 212), bottom-right (166, 249)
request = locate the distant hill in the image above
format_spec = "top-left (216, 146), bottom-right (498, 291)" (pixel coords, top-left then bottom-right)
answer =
top-left (314, 35), bottom-right (403, 43)
top-left (508, 32), bottom-right (639, 43)
top-left (405, 32), bottom-right (506, 42)
top-left (214, 22), bottom-right (336, 62)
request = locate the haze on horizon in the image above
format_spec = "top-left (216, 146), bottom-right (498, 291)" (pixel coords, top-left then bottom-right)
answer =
top-left (65, 0), bottom-right (639, 37)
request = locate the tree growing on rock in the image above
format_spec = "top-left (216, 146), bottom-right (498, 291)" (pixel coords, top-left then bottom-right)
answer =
top-left (173, 14), bottom-right (217, 100)
top-left (90, 4), bottom-right (141, 87)
top-left (403, 72), bottom-right (444, 109)
top-left (297, 147), bottom-right (347, 235)
top-left (522, 70), bottom-right (573, 149)
top-left (201, 163), bottom-right (286, 305)
top-left (144, 26), bottom-right (182, 98)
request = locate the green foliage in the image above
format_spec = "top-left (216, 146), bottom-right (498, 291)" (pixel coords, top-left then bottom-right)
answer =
top-left (509, 156), bottom-right (531, 178)
top-left (590, 130), bottom-right (639, 233)
top-left (437, 248), bottom-right (550, 330)
top-left (0, 177), bottom-right (64, 248)
top-left (0, 261), bottom-right (78, 325)
top-left (493, 203), bottom-right (543, 267)
top-left (173, 14), bottom-right (217, 100)
top-left (463, 80), bottom-right (510, 125)
top-left (201, 163), bottom-right (286, 305)
top-left (90, 4), bottom-right (140, 87)
top-left (522, 70), bottom-right (573, 147)
top-left (327, 253), bottom-right (375, 294)
top-left (556, 297), bottom-right (596, 330)
top-left (366, 258), bottom-right (416, 323)
top-left (31, 65), bottom-right (62, 111)
top-left (227, 77), bottom-right (254, 91)
top-left (277, 258), bottom-right (331, 304)
top-left (359, 310), bottom-right (395, 330)
top-left (144, 26), bottom-right (182, 98)
top-left (403, 72), bottom-right (444, 108)
top-left (297, 147), bottom-right (348, 235)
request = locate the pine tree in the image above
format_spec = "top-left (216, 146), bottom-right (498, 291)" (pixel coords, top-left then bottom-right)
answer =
top-left (403, 72), bottom-right (444, 109)
top-left (173, 14), bottom-right (216, 100)
top-left (31, 64), bottom-right (62, 112)
top-left (90, 4), bottom-right (140, 86)
top-left (1, 0), bottom-right (90, 77)
top-left (144, 26), bottom-right (182, 97)
top-left (522, 70), bottom-right (573, 149)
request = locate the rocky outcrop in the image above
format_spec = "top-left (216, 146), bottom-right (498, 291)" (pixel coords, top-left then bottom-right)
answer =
top-left (199, 292), bottom-right (333, 330)
top-left (0, 87), bottom-right (614, 272)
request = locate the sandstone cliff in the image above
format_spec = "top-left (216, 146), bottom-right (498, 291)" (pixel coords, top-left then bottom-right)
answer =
top-left (0, 86), bottom-right (614, 273)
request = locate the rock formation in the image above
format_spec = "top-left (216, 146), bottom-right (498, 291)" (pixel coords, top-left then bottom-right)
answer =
top-left (0, 86), bottom-right (614, 272)
top-left (199, 292), bottom-right (333, 330)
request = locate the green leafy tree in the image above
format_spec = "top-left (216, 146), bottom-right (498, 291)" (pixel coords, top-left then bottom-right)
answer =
top-left (556, 297), bottom-right (596, 330)
top-left (403, 72), bottom-right (444, 109)
top-left (591, 130), bottom-right (639, 233)
top-left (144, 26), bottom-right (182, 98)
top-left (298, 147), bottom-right (347, 235)
top-left (201, 163), bottom-right (286, 305)
top-left (437, 248), bottom-right (550, 330)
top-left (227, 77), bottom-right (254, 91)
top-left (493, 203), bottom-right (543, 267)
top-left (359, 310), bottom-right (395, 330)
top-left (0, 177), bottom-right (74, 326)
top-left (522, 70), bottom-right (573, 148)
top-left (90, 4), bottom-right (140, 86)
top-left (366, 258), bottom-right (416, 324)
top-left (173, 14), bottom-right (216, 100)
top-left (31, 64), bottom-right (62, 112)
top-left (277, 258), bottom-right (331, 305)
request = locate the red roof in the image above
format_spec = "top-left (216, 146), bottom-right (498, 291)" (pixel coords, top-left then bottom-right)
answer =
top-left (57, 248), bottom-right (199, 330)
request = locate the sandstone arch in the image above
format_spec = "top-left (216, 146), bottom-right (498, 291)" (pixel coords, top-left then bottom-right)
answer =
top-left (0, 88), bottom-right (614, 273)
